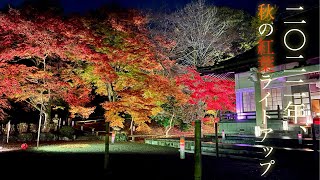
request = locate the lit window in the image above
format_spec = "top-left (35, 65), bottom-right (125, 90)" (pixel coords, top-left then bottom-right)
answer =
top-left (243, 91), bottom-right (256, 112)
top-left (293, 92), bottom-right (311, 116)
top-left (265, 88), bottom-right (282, 110)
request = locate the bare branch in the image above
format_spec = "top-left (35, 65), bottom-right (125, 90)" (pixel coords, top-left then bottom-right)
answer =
top-left (148, 1), bottom-right (256, 67)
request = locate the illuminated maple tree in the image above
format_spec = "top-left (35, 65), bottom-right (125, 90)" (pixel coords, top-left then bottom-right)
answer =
top-left (0, 63), bottom-right (31, 120)
top-left (175, 67), bottom-right (236, 122)
top-left (0, 7), bottom-right (235, 138)
top-left (0, 8), bottom-right (107, 125)
top-left (79, 10), bottom-right (186, 133)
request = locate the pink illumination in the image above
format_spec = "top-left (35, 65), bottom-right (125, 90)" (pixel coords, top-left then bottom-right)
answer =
top-left (21, 143), bottom-right (28, 150)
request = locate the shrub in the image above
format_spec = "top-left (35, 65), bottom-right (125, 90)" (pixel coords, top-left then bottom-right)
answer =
top-left (3, 124), bottom-right (15, 135)
top-left (17, 133), bottom-right (33, 142)
top-left (2, 135), bottom-right (17, 142)
top-left (39, 133), bottom-right (56, 141)
top-left (152, 115), bottom-right (171, 128)
top-left (59, 126), bottom-right (75, 139)
top-left (179, 122), bottom-right (191, 132)
top-left (41, 122), bottom-right (51, 133)
top-left (115, 132), bottom-right (128, 142)
top-left (17, 123), bottom-right (28, 134)
top-left (29, 124), bottom-right (38, 133)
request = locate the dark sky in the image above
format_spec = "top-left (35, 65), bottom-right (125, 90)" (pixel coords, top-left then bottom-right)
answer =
top-left (0, 0), bottom-right (319, 15)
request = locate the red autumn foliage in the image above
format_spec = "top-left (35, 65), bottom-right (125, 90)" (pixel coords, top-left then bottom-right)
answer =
top-left (83, 10), bottom-right (187, 130)
top-left (175, 67), bottom-right (236, 121)
top-left (0, 8), bottom-right (112, 119)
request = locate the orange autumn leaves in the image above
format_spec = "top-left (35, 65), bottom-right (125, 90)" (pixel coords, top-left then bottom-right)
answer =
top-left (82, 10), bottom-right (187, 131)
top-left (102, 73), bottom-right (187, 131)
top-left (0, 8), bottom-right (235, 132)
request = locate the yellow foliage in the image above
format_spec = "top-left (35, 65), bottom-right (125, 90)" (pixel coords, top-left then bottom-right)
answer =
top-left (206, 110), bottom-right (216, 115)
top-left (114, 75), bottom-right (140, 91)
top-left (110, 119), bottom-right (125, 128)
top-left (105, 110), bottom-right (125, 128)
top-left (136, 123), bottom-right (151, 134)
top-left (95, 80), bottom-right (108, 96)
top-left (142, 89), bottom-right (154, 98)
top-left (151, 107), bottom-right (163, 116)
top-left (70, 106), bottom-right (95, 118)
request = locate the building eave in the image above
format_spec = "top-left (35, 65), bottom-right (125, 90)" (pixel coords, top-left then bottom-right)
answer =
top-left (267, 64), bottom-right (320, 79)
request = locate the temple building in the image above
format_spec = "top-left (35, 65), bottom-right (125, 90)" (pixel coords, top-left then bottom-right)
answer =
top-left (198, 6), bottom-right (319, 137)
top-left (226, 60), bottom-right (319, 135)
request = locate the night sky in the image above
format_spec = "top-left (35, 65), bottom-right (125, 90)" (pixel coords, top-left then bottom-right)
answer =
top-left (0, 0), bottom-right (319, 15)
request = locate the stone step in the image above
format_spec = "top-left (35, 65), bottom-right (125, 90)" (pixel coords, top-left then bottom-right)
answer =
top-left (190, 146), bottom-right (264, 158)
top-left (184, 150), bottom-right (263, 162)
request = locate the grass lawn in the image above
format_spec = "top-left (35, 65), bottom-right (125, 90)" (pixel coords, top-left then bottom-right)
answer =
top-left (29, 141), bottom-right (178, 154)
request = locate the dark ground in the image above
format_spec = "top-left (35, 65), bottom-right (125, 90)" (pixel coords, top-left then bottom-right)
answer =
top-left (0, 146), bottom-right (319, 180)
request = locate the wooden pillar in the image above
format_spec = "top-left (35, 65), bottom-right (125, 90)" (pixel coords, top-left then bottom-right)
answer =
top-left (254, 73), bottom-right (265, 128)
top-left (194, 120), bottom-right (202, 180)
top-left (277, 105), bottom-right (281, 119)
top-left (215, 122), bottom-right (219, 157)
top-left (104, 122), bottom-right (110, 170)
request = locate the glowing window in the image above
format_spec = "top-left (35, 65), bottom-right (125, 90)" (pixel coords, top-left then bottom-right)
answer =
top-left (243, 91), bottom-right (256, 112)
top-left (293, 92), bottom-right (311, 116)
top-left (265, 88), bottom-right (282, 110)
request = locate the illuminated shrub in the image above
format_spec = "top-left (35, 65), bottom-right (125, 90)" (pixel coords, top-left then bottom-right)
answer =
top-left (59, 126), bottom-right (75, 139)
top-left (29, 124), bottom-right (38, 133)
top-left (40, 133), bottom-right (56, 141)
top-left (17, 133), bottom-right (33, 142)
top-left (2, 124), bottom-right (15, 135)
top-left (115, 132), bottom-right (128, 142)
top-left (17, 123), bottom-right (28, 134)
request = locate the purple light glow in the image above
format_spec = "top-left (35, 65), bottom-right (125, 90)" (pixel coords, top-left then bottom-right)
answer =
top-left (234, 143), bottom-right (251, 147)
top-left (237, 115), bottom-right (245, 120)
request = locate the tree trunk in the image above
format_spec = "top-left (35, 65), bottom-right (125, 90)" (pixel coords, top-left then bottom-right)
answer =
top-left (104, 122), bottom-right (110, 170)
top-left (44, 112), bottom-right (48, 128)
top-left (215, 122), bottom-right (219, 157)
top-left (165, 113), bottom-right (175, 137)
top-left (42, 56), bottom-right (49, 128)
top-left (45, 87), bottom-right (52, 126)
top-left (194, 120), bottom-right (202, 180)
top-left (105, 82), bottom-right (114, 171)
top-left (130, 119), bottom-right (133, 136)
top-left (215, 110), bottom-right (220, 157)
top-left (130, 118), bottom-right (135, 141)
top-left (107, 83), bottom-right (115, 102)
top-left (6, 121), bottom-right (10, 144)
top-left (41, 111), bottom-right (50, 132)
top-left (37, 105), bottom-right (43, 148)
top-left (46, 100), bottom-right (52, 124)
top-left (107, 84), bottom-right (112, 102)
top-left (201, 120), bottom-right (204, 138)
